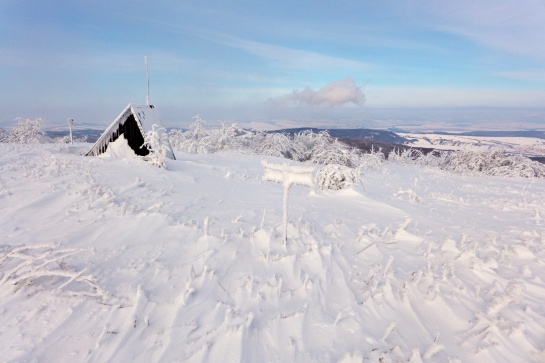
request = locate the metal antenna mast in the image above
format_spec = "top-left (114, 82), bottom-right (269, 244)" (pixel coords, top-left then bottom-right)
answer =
top-left (145, 56), bottom-right (150, 105)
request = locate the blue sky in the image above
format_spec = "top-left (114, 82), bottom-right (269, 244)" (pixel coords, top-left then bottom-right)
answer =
top-left (1, 0), bottom-right (545, 128)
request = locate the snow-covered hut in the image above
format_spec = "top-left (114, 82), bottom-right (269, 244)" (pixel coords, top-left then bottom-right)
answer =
top-left (86, 103), bottom-right (175, 159)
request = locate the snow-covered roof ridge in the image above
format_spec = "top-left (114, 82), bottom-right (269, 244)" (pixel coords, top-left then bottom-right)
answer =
top-left (86, 103), bottom-right (175, 160)
top-left (130, 104), bottom-right (162, 134)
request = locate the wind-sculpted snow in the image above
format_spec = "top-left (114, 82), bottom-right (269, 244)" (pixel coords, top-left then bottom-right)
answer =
top-left (0, 244), bottom-right (111, 301)
top-left (1, 143), bottom-right (545, 362)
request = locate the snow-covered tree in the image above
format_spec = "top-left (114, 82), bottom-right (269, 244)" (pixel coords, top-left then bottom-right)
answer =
top-left (169, 115), bottom-right (244, 154)
top-left (144, 124), bottom-right (172, 169)
top-left (0, 127), bottom-right (8, 143)
top-left (198, 122), bottom-right (242, 154)
top-left (168, 114), bottom-right (207, 154)
top-left (4, 118), bottom-right (49, 143)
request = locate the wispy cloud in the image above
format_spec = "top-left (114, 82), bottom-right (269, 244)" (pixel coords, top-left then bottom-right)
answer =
top-left (268, 78), bottom-right (364, 107)
top-left (208, 33), bottom-right (372, 71)
top-left (417, 0), bottom-right (545, 59)
top-left (497, 70), bottom-right (545, 83)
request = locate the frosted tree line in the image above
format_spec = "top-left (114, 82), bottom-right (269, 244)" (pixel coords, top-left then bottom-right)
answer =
top-left (167, 115), bottom-right (545, 179)
top-left (2, 116), bottom-right (545, 181)
top-left (0, 118), bottom-right (87, 144)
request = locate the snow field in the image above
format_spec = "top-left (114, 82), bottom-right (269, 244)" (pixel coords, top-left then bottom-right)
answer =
top-left (401, 133), bottom-right (545, 157)
top-left (1, 143), bottom-right (545, 362)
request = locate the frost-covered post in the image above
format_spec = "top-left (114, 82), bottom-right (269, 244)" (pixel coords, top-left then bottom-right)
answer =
top-left (67, 118), bottom-right (74, 144)
top-left (262, 161), bottom-right (314, 244)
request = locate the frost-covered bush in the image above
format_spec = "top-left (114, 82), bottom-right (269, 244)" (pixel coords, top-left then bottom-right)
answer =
top-left (51, 134), bottom-right (88, 144)
top-left (167, 115), bottom-right (384, 174)
top-left (169, 115), bottom-right (243, 154)
top-left (393, 188), bottom-right (421, 203)
top-left (442, 151), bottom-right (545, 178)
top-left (358, 148), bottom-right (385, 170)
top-left (316, 164), bottom-right (359, 190)
top-left (253, 132), bottom-right (298, 159)
top-left (144, 124), bottom-right (172, 169)
top-left (249, 129), bottom-right (362, 168)
top-left (388, 148), bottom-right (424, 165)
top-left (168, 114), bottom-right (206, 153)
top-left (0, 127), bottom-right (8, 142)
top-left (52, 135), bottom-right (71, 144)
top-left (292, 130), bottom-right (330, 162)
top-left (3, 118), bottom-right (49, 143)
top-left (414, 150), bottom-right (449, 169)
top-left (310, 138), bottom-right (360, 168)
top-left (388, 147), bottom-right (545, 178)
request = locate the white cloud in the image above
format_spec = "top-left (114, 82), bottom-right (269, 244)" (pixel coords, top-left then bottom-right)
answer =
top-left (268, 78), bottom-right (365, 107)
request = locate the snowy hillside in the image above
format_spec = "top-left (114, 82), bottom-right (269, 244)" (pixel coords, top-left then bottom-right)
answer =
top-left (401, 132), bottom-right (545, 157)
top-left (1, 143), bottom-right (545, 362)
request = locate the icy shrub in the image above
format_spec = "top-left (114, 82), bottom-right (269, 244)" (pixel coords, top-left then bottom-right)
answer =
top-left (358, 148), bottom-right (385, 170)
top-left (4, 118), bottom-right (49, 143)
top-left (169, 115), bottom-right (242, 154)
top-left (167, 115), bottom-right (383, 174)
top-left (0, 127), bottom-right (8, 142)
top-left (52, 135), bottom-right (71, 144)
top-left (253, 132), bottom-right (298, 159)
top-left (51, 134), bottom-right (88, 144)
top-left (443, 151), bottom-right (545, 178)
top-left (393, 188), bottom-right (421, 203)
top-left (168, 114), bottom-right (206, 153)
top-left (144, 124), bottom-right (172, 168)
top-left (216, 122), bottom-right (240, 149)
top-left (388, 148), bottom-right (424, 165)
top-left (291, 130), bottom-right (330, 162)
top-left (388, 147), bottom-right (545, 178)
top-left (167, 128), bottom-right (186, 151)
top-left (316, 164), bottom-right (359, 190)
top-left (310, 138), bottom-right (360, 168)
top-left (414, 150), bottom-right (449, 168)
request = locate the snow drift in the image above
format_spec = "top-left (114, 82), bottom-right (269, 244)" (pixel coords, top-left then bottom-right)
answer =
top-left (1, 141), bottom-right (545, 362)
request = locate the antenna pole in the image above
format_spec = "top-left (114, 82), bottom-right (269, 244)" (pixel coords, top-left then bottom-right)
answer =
top-left (145, 56), bottom-right (150, 105)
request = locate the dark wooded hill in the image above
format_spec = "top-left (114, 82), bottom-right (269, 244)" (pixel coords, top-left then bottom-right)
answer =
top-left (271, 127), bottom-right (407, 144)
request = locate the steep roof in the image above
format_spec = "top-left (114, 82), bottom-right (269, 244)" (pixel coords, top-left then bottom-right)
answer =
top-left (86, 103), bottom-right (175, 159)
